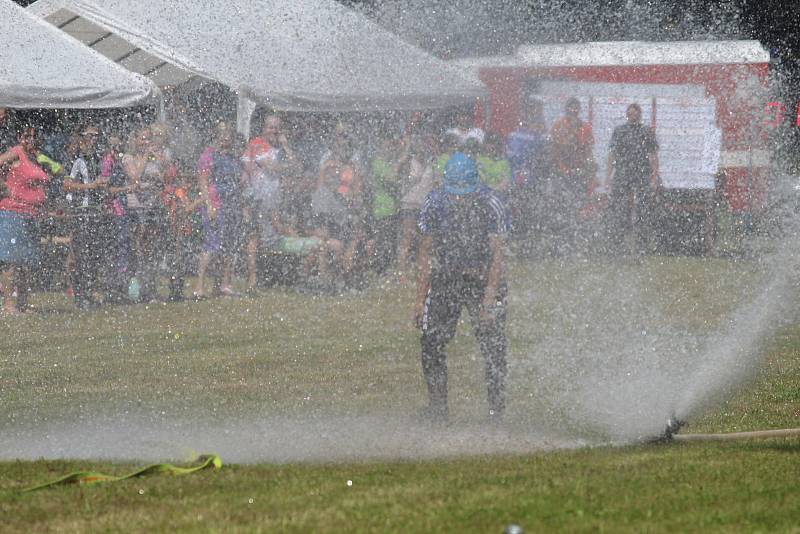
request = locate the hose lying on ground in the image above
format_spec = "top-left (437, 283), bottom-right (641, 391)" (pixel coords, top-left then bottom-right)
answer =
top-left (21, 453), bottom-right (221, 492)
top-left (674, 428), bottom-right (800, 442)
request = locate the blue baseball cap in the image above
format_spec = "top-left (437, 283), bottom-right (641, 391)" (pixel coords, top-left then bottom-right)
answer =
top-left (443, 152), bottom-right (479, 195)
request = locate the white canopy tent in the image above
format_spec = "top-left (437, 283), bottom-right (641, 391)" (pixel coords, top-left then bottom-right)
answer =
top-left (0, 0), bottom-right (157, 109)
top-left (29, 0), bottom-right (485, 133)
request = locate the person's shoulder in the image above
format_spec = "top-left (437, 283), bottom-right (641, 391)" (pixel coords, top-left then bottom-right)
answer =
top-left (611, 122), bottom-right (635, 140)
top-left (418, 187), bottom-right (448, 232)
top-left (248, 136), bottom-right (268, 147)
top-left (509, 128), bottom-right (540, 140)
top-left (245, 136), bottom-right (269, 154)
top-left (2, 145), bottom-right (23, 162)
top-left (196, 147), bottom-right (216, 169)
top-left (476, 184), bottom-right (506, 203)
top-left (423, 186), bottom-right (448, 206)
top-left (476, 186), bottom-right (510, 223)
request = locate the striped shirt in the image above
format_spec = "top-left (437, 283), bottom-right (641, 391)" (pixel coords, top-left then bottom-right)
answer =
top-left (418, 185), bottom-right (510, 274)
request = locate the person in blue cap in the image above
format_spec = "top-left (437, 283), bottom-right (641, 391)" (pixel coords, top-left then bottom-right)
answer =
top-left (413, 152), bottom-right (511, 422)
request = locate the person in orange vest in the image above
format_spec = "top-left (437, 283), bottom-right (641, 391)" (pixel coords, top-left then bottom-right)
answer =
top-left (548, 97), bottom-right (596, 252)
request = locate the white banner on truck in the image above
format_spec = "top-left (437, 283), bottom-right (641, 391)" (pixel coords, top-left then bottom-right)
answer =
top-left (532, 81), bottom-right (721, 190)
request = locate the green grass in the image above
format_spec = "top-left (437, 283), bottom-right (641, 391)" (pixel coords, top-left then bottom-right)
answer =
top-left (1, 257), bottom-right (799, 532)
top-left (2, 440), bottom-right (800, 533)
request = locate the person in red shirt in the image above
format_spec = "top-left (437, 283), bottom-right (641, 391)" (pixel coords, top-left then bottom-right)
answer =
top-left (240, 115), bottom-right (294, 292)
top-left (550, 97), bottom-right (595, 181)
top-left (548, 97), bottom-right (596, 252)
top-left (0, 126), bottom-right (50, 314)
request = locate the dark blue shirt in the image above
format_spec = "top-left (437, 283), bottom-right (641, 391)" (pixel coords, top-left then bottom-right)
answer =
top-left (418, 185), bottom-right (510, 275)
top-left (210, 150), bottom-right (241, 200)
top-left (506, 128), bottom-right (545, 186)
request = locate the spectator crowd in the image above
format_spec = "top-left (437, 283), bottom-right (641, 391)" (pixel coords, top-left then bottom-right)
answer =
top-left (0, 96), bottom-right (660, 315)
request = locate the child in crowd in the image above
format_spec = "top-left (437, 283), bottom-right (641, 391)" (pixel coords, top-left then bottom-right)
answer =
top-left (396, 134), bottom-right (437, 279)
top-left (477, 133), bottom-right (512, 192)
top-left (366, 136), bottom-right (404, 275)
top-left (101, 132), bottom-right (134, 303)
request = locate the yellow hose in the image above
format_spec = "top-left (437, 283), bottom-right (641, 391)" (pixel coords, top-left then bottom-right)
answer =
top-left (22, 453), bottom-right (221, 492)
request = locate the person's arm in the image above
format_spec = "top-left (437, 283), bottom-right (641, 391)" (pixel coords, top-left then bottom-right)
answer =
top-left (317, 159), bottom-right (334, 190)
top-left (480, 234), bottom-right (506, 323)
top-left (351, 165), bottom-right (364, 197)
top-left (606, 151), bottom-right (615, 187)
top-left (413, 234), bottom-right (433, 328)
top-left (36, 153), bottom-right (63, 177)
top-left (394, 142), bottom-right (412, 175)
top-left (123, 155), bottom-right (143, 192)
top-left (183, 195), bottom-right (204, 213)
top-left (277, 134), bottom-right (294, 161)
top-left (0, 147), bottom-right (20, 172)
top-left (107, 182), bottom-right (134, 195)
top-left (272, 211), bottom-right (298, 237)
top-left (257, 141), bottom-right (294, 175)
top-left (63, 160), bottom-right (98, 192)
top-left (649, 132), bottom-right (660, 188)
top-left (256, 153), bottom-right (279, 173)
top-left (0, 149), bottom-right (20, 196)
top-left (649, 153), bottom-right (659, 188)
top-left (606, 130), bottom-right (618, 187)
top-left (197, 168), bottom-right (214, 218)
top-left (195, 150), bottom-right (217, 218)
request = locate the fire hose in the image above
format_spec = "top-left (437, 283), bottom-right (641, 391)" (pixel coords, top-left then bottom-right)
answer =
top-left (673, 428), bottom-right (800, 442)
top-left (656, 416), bottom-right (800, 443)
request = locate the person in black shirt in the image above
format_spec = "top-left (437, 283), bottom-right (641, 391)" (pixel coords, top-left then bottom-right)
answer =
top-left (414, 152), bottom-right (511, 423)
top-left (606, 103), bottom-right (659, 255)
top-left (64, 124), bottom-right (109, 309)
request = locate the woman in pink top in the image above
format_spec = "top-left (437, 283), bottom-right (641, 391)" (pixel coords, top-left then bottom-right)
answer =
top-left (0, 126), bottom-right (50, 314)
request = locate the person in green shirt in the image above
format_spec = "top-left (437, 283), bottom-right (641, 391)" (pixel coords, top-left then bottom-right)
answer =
top-left (476, 133), bottom-right (511, 191)
top-left (367, 136), bottom-right (405, 274)
top-left (369, 137), bottom-right (403, 221)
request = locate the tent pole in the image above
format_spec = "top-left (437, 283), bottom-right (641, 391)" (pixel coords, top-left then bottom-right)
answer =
top-left (236, 91), bottom-right (257, 138)
top-left (158, 93), bottom-right (166, 121)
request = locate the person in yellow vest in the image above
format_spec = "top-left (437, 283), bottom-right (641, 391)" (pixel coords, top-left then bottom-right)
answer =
top-left (476, 133), bottom-right (511, 192)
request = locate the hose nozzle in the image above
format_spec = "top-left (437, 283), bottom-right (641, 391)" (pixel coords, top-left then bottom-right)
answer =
top-left (647, 413), bottom-right (686, 443)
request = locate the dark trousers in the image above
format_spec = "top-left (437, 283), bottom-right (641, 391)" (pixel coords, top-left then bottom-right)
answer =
top-left (107, 215), bottom-right (131, 301)
top-left (71, 212), bottom-right (111, 305)
top-left (608, 180), bottom-right (650, 255)
top-left (166, 231), bottom-right (196, 300)
top-left (420, 273), bottom-right (508, 417)
top-left (131, 209), bottom-right (168, 301)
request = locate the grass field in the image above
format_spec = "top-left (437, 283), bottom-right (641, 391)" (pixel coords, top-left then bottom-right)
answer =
top-left (1, 256), bottom-right (799, 532)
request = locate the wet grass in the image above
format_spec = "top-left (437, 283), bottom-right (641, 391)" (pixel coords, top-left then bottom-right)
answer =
top-left (1, 256), bottom-right (799, 532)
top-left (1, 438), bottom-right (799, 532)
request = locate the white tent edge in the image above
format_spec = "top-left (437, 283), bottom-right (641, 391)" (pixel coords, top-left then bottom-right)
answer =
top-left (2, 0), bottom-right (160, 109)
top-left (28, 0), bottom-right (485, 134)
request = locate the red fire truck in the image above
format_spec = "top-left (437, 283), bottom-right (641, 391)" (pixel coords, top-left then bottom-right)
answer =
top-left (454, 40), bottom-right (772, 251)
